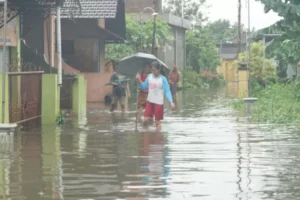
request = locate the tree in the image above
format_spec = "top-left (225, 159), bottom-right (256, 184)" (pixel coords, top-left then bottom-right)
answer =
top-left (164, 0), bottom-right (208, 27)
top-left (260, 0), bottom-right (300, 70)
top-left (234, 42), bottom-right (277, 85)
top-left (267, 38), bottom-right (297, 78)
top-left (204, 19), bottom-right (237, 43)
top-left (186, 29), bottom-right (220, 72)
top-left (105, 15), bottom-right (173, 61)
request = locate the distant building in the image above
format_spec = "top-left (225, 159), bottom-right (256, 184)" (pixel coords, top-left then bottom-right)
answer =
top-left (216, 32), bottom-right (247, 82)
top-left (125, 0), bottom-right (191, 69)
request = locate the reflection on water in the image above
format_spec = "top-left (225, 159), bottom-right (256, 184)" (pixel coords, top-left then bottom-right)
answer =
top-left (0, 90), bottom-right (300, 199)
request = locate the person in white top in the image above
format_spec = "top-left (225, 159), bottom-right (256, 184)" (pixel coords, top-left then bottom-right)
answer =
top-left (137, 61), bottom-right (175, 131)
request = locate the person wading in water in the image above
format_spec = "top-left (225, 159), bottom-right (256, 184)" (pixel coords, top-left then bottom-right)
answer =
top-left (137, 61), bottom-right (175, 131)
top-left (110, 65), bottom-right (130, 113)
top-left (136, 63), bottom-right (151, 121)
top-left (168, 65), bottom-right (180, 104)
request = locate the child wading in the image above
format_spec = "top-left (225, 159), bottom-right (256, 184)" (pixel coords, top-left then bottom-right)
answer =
top-left (137, 61), bottom-right (175, 131)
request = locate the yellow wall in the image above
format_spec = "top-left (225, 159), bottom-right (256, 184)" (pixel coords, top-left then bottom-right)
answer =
top-left (237, 70), bottom-right (249, 98)
top-left (218, 59), bottom-right (249, 98)
top-left (217, 59), bottom-right (238, 83)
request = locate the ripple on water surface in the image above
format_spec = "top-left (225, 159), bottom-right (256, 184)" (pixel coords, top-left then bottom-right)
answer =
top-left (1, 91), bottom-right (300, 200)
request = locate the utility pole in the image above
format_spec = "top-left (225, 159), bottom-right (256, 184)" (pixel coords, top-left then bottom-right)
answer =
top-left (56, 2), bottom-right (62, 86)
top-left (1, 0), bottom-right (7, 123)
top-left (237, 0), bottom-right (242, 56)
top-left (151, 15), bottom-right (157, 56)
top-left (247, 0), bottom-right (251, 97)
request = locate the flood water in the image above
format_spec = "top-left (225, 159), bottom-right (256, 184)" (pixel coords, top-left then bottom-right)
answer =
top-left (0, 90), bottom-right (300, 200)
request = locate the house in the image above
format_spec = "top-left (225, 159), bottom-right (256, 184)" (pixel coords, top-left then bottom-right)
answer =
top-left (60, 0), bottom-right (126, 73)
top-left (216, 33), bottom-right (249, 98)
top-left (216, 33), bottom-right (247, 83)
top-left (0, 0), bottom-right (62, 125)
top-left (0, 0), bottom-right (126, 124)
top-left (59, 0), bottom-right (127, 105)
top-left (125, 0), bottom-right (191, 70)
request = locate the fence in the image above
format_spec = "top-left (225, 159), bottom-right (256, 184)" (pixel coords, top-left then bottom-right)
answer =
top-left (60, 75), bottom-right (77, 110)
top-left (8, 71), bottom-right (43, 125)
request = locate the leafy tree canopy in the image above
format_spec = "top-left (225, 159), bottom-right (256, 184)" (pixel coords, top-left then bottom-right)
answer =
top-left (164, 0), bottom-right (208, 27)
top-left (186, 29), bottom-right (220, 72)
top-left (258, 0), bottom-right (300, 77)
top-left (234, 42), bottom-right (276, 84)
top-left (105, 15), bottom-right (173, 61)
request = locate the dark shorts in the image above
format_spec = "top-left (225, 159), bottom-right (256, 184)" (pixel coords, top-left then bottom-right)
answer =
top-left (144, 101), bottom-right (164, 121)
top-left (170, 82), bottom-right (178, 95)
top-left (111, 96), bottom-right (125, 105)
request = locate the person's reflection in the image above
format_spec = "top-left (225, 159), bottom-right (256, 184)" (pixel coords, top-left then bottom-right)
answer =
top-left (140, 132), bottom-right (166, 197)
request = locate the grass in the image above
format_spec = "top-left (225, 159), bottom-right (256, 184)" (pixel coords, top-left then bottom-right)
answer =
top-left (231, 80), bottom-right (300, 124)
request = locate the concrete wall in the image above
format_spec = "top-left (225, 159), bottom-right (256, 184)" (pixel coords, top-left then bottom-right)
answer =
top-left (42, 74), bottom-right (60, 124)
top-left (72, 74), bottom-right (87, 116)
top-left (0, 75), bottom-right (9, 123)
top-left (158, 26), bottom-right (186, 70)
top-left (128, 13), bottom-right (190, 70)
top-left (217, 59), bottom-right (238, 83)
top-left (217, 59), bottom-right (249, 98)
top-left (83, 72), bottom-right (113, 103)
top-left (238, 70), bottom-right (249, 98)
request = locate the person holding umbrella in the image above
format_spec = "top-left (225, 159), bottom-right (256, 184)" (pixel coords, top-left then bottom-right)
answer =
top-left (136, 63), bottom-right (151, 121)
top-left (137, 61), bottom-right (175, 131)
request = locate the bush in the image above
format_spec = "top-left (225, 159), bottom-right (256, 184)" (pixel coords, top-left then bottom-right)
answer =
top-left (180, 67), bottom-right (203, 89)
top-left (232, 79), bottom-right (300, 124)
top-left (200, 69), bottom-right (226, 88)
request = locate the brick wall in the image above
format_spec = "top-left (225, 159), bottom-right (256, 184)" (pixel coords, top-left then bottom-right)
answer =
top-left (125, 0), bottom-right (161, 13)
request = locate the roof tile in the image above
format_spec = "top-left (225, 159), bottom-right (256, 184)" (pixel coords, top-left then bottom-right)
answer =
top-left (61, 0), bottom-right (118, 19)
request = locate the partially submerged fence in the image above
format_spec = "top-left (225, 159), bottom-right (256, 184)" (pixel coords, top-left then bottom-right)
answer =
top-left (8, 71), bottom-right (43, 125)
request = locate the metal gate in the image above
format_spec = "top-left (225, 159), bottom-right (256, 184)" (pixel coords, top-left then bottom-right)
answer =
top-left (8, 71), bottom-right (43, 125)
top-left (60, 75), bottom-right (77, 110)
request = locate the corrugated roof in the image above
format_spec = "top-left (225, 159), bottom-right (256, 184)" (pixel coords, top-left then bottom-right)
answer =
top-left (61, 0), bottom-right (118, 19)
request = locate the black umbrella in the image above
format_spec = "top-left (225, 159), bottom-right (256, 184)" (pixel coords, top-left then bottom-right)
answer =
top-left (116, 52), bottom-right (170, 77)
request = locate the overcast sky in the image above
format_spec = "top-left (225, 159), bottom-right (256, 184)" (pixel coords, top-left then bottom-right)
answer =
top-left (162, 0), bottom-right (281, 30)
top-left (205, 0), bottom-right (281, 30)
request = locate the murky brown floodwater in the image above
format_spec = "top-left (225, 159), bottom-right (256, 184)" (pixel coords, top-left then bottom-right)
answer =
top-left (0, 90), bottom-right (299, 200)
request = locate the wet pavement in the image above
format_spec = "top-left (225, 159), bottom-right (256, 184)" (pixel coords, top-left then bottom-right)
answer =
top-left (0, 90), bottom-right (300, 199)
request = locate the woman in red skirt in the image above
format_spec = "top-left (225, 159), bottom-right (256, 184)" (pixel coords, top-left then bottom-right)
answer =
top-left (137, 61), bottom-right (175, 131)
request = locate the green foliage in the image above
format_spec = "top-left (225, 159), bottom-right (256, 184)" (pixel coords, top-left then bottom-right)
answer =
top-left (105, 15), bottom-right (173, 61)
top-left (164, 0), bottom-right (207, 27)
top-left (231, 78), bottom-right (300, 124)
top-left (234, 42), bottom-right (277, 86)
top-left (186, 29), bottom-right (220, 72)
top-left (267, 38), bottom-right (298, 78)
top-left (252, 82), bottom-right (300, 124)
top-left (200, 70), bottom-right (226, 88)
top-left (259, 0), bottom-right (300, 78)
top-left (204, 19), bottom-right (239, 43)
top-left (56, 110), bottom-right (67, 125)
top-left (181, 67), bottom-right (203, 89)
